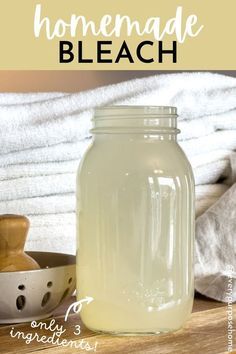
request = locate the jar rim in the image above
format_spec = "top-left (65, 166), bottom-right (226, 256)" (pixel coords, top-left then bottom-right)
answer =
top-left (95, 105), bottom-right (177, 117)
top-left (92, 105), bottom-right (179, 134)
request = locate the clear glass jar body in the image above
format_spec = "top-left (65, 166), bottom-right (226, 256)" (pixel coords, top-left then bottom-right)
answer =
top-left (76, 106), bottom-right (195, 335)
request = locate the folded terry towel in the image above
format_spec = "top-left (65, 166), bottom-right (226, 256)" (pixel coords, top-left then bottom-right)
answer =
top-left (0, 161), bottom-right (78, 181)
top-left (1, 72), bottom-right (236, 155)
top-left (0, 173), bottom-right (75, 201)
top-left (0, 140), bottom-right (89, 166)
top-left (26, 225), bottom-right (75, 255)
top-left (0, 194), bottom-right (75, 215)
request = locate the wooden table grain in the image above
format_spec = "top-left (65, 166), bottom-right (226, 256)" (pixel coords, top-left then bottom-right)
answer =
top-left (0, 294), bottom-right (235, 354)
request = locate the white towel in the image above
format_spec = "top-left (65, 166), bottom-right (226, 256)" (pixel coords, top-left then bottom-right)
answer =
top-left (0, 174), bottom-right (75, 201)
top-left (26, 213), bottom-right (76, 254)
top-left (194, 160), bottom-right (229, 185)
top-left (179, 110), bottom-right (236, 141)
top-left (1, 73), bottom-right (236, 155)
top-left (190, 149), bottom-right (233, 168)
top-left (0, 141), bottom-right (89, 166)
top-left (0, 194), bottom-right (75, 215)
top-left (26, 225), bottom-right (75, 254)
top-left (0, 161), bottom-right (78, 181)
top-left (29, 213), bottom-right (75, 227)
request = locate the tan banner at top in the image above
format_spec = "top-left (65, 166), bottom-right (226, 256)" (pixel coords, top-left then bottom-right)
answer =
top-left (0, 0), bottom-right (235, 70)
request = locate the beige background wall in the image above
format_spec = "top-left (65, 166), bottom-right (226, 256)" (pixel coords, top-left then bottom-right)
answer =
top-left (0, 71), bottom-right (235, 92)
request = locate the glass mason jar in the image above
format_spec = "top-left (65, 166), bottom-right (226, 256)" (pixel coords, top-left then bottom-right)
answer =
top-left (76, 106), bottom-right (195, 335)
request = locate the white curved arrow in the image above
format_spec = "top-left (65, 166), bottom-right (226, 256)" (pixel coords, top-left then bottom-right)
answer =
top-left (64, 296), bottom-right (94, 322)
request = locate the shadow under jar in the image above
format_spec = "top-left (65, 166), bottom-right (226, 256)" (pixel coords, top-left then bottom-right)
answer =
top-left (76, 106), bottom-right (195, 335)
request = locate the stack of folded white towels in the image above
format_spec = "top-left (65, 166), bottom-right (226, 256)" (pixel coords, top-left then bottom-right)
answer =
top-left (0, 72), bottom-right (236, 257)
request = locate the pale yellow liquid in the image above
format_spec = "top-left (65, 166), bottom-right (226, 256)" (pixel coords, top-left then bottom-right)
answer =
top-left (77, 135), bottom-right (194, 334)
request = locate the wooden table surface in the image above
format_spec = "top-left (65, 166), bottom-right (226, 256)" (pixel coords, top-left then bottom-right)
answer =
top-left (0, 294), bottom-right (235, 354)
